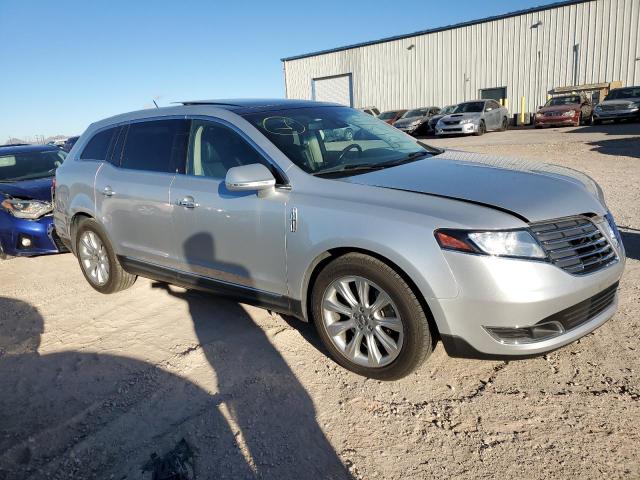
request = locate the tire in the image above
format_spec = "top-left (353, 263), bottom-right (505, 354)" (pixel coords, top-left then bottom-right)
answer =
top-left (593, 118), bottom-right (602, 125)
top-left (499, 117), bottom-right (509, 131)
top-left (311, 253), bottom-right (432, 380)
top-left (75, 218), bottom-right (137, 294)
top-left (0, 243), bottom-right (13, 261)
top-left (474, 121), bottom-right (486, 136)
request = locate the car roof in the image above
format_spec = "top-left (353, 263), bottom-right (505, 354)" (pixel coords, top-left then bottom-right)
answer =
top-left (89, 99), bottom-right (347, 130)
top-left (177, 98), bottom-right (341, 113)
top-left (0, 144), bottom-right (60, 155)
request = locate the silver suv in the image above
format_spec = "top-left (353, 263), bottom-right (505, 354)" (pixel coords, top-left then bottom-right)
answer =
top-left (54, 99), bottom-right (625, 380)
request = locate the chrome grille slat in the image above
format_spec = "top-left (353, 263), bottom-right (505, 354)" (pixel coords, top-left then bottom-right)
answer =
top-left (552, 244), bottom-right (614, 263)
top-left (550, 237), bottom-right (607, 254)
top-left (530, 215), bottom-right (617, 275)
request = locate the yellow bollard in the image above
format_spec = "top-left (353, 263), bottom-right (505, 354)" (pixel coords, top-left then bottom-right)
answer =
top-left (503, 98), bottom-right (509, 110)
top-left (520, 96), bottom-right (526, 125)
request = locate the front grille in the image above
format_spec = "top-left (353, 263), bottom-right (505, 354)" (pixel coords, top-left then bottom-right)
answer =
top-left (443, 120), bottom-right (461, 125)
top-left (537, 282), bottom-right (618, 331)
top-left (530, 216), bottom-right (617, 275)
top-left (545, 111), bottom-right (564, 117)
top-left (599, 104), bottom-right (619, 111)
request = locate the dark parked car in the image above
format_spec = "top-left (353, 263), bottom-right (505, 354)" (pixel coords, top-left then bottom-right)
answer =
top-left (63, 136), bottom-right (80, 152)
top-left (0, 144), bottom-right (67, 259)
top-left (535, 94), bottom-right (593, 128)
top-left (392, 107), bottom-right (441, 136)
top-left (359, 106), bottom-right (380, 116)
top-left (377, 109), bottom-right (407, 125)
top-left (593, 86), bottom-right (640, 124)
top-left (425, 105), bottom-right (456, 134)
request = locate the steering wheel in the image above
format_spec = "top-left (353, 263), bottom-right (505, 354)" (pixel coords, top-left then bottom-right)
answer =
top-left (336, 143), bottom-right (363, 164)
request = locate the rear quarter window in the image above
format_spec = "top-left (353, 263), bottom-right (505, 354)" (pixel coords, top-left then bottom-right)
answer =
top-left (120, 120), bottom-right (189, 173)
top-left (80, 128), bottom-right (117, 161)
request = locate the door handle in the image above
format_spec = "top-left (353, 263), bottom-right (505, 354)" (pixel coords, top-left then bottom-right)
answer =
top-left (102, 186), bottom-right (115, 197)
top-left (177, 196), bottom-right (198, 209)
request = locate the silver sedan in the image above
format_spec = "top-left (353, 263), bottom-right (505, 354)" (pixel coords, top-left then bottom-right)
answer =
top-left (436, 99), bottom-right (510, 136)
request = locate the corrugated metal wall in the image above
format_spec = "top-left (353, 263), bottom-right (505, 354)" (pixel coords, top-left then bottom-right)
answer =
top-left (283, 0), bottom-right (640, 114)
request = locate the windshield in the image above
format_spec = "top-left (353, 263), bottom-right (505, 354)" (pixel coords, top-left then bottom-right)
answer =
top-left (403, 109), bottom-right (429, 118)
top-left (452, 102), bottom-right (485, 113)
top-left (605, 87), bottom-right (640, 100)
top-left (440, 105), bottom-right (456, 115)
top-left (0, 149), bottom-right (66, 182)
top-left (245, 107), bottom-right (438, 176)
top-left (377, 111), bottom-right (401, 120)
top-left (545, 96), bottom-right (581, 106)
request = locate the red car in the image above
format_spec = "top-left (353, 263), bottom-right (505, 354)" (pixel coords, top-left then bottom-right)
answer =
top-left (377, 109), bottom-right (407, 124)
top-left (534, 94), bottom-right (593, 128)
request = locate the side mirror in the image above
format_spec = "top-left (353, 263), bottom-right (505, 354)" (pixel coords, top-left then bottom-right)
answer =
top-left (225, 163), bottom-right (276, 192)
top-left (538, 106), bottom-right (543, 109)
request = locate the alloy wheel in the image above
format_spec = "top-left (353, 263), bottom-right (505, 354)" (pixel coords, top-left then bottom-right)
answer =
top-left (78, 231), bottom-right (110, 286)
top-left (321, 276), bottom-right (404, 368)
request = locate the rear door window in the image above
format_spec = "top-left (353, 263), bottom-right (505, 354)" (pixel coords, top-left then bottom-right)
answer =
top-left (80, 127), bottom-right (117, 161)
top-left (121, 120), bottom-right (190, 173)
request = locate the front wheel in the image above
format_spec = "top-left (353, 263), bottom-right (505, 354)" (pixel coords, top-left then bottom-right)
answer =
top-left (0, 243), bottom-right (13, 261)
top-left (312, 253), bottom-right (432, 380)
top-left (75, 218), bottom-right (137, 294)
top-left (474, 121), bottom-right (486, 136)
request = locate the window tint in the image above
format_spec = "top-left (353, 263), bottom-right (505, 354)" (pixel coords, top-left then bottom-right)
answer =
top-left (80, 128), bottom-right (116, 161)
top-left (121, 120), bottom-right (189, 173)
top-left (187, 120), bottom-right (269, 179)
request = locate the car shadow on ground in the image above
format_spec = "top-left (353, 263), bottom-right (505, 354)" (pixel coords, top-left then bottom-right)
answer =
top-left (0, 296), bottom-right (251, 479)
top-left (568, 122), bottom-right (640, 159)
top-left (0, 232), bottom-right (350, 479)
top-left (621, 229), bottom-right (640, 261)
top-left (157, 231), bottom-right (350, 479)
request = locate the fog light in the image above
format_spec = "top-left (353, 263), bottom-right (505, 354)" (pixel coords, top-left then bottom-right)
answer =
top-left (485, 321), bottom-right (564, 345)
top-left (20, 236), bottom-right (32, 248)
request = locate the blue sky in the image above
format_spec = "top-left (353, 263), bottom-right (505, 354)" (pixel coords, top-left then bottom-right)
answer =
top-left (0, 0), bottom-right (560, 141)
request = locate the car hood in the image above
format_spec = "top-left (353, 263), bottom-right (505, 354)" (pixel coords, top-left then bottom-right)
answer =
top-left (338, 150), bottom-right (606, 222)
top-left (598, 99), bottom-right (637, 108)
top-left (538, 104), bottom-right (578, 113)
top-left (394, 116), bottom-right (425, 127)
top-left (0, 177), bottom-right (53, 201)
top-left (439, 112), bottom-right (481, 122)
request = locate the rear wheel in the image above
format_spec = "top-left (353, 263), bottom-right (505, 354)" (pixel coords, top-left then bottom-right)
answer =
top-left (499, 117), bottom-right (509, 131)
top-left (75, 218), bottom-right (136, 294)
top-left (311, 253), bottom-right (432, 380)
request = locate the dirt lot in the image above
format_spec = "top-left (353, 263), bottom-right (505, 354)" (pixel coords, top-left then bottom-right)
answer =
top-left (1, 123), bottom-right (638, 479)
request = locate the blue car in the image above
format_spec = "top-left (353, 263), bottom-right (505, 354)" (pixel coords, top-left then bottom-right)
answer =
top-left (0, 144), bottom-right (67, 259)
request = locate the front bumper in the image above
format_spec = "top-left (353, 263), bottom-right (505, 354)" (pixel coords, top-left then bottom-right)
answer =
top-left (535, 115), bottom-right (578, 126)
top-left (436, 122), bottom-right (477, 135)
top-left (430, 247), bottom-right (625, 358)
top-left (594, 108), bottom-right (639, 120)
top-left (0, 211), bottom-right (62, 257)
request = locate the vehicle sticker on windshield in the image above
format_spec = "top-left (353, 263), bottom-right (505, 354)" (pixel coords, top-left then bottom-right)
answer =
top-left (262, 117), bottom-right (306, 135)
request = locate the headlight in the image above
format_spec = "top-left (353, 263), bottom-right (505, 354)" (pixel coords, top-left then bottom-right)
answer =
top-left (1, 198), bottom-right (52, 219)
top-left (595, 104), bottom-right (603, 111)
top-left (562, 110), bottom-right (577, 117)
top-left (459, 118), bottom-right (474, 124)
top-left (435, 229), bottom-right (547, 259)
top-left (630, 102), bottom-right (640, 110)
top-left (535, 112), bottom-right (544, 117)
top-left (604, 213), bottom-right (622, 250)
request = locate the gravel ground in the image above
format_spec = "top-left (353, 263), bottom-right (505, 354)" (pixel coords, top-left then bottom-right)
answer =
top-left (1, 123), bottom-right (638, 479)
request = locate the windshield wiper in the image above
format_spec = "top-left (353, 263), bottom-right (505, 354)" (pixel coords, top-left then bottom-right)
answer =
top-left (314, 150), bottom-right (434, 178)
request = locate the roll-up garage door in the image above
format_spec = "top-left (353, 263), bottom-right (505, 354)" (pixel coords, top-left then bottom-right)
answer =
top-left (312, 74), bottom-right (353, 106)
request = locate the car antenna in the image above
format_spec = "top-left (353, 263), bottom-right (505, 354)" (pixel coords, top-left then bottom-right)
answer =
top-left (152, 99), bottom-right (160, 109)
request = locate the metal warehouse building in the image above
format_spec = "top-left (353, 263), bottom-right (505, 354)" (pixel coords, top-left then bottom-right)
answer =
top-left (281, 0), bottom-right (640, 118)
